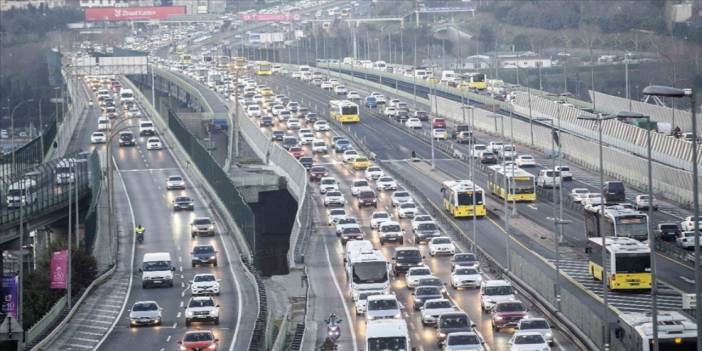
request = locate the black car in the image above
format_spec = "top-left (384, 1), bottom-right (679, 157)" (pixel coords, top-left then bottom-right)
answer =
top-left (395, 110), bottom-right (410, 123)
top-left (191, 245), bottom-right (217, 267)
top-left (173, 196), bottom-right (194, 211)
top-left (118, 131), bottom-right (135, 147)
top-left (392, 247), bottom-right (423, 275)
top-left (436, 312), bottom-right (474, 346)
top-left (657, 223), bottom-right (681, 242)
top-left (304, 112), bottom-right (318, 124)
top-left (479, 152), bottom-right (498, 164)
top-left (413, 222), bottom-right (441, 243)
top-left (417, 278), bottom-right (446, 294)
top-left (415, 111), bottom-right (429, 121)
top-left (271, 131), bottom-right (285, 141)
top-left (412, 286), bottom-right (443, 311)
top-left (299, 157), bottom-right (313, 169)
top-left (259, 116), bottom-right (274, 127)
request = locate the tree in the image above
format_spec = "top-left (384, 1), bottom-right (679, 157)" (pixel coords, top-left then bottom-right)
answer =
top-left (477, 25), bottom-right (496, 52)
top-left (512, 34), bottom-right (532, 52)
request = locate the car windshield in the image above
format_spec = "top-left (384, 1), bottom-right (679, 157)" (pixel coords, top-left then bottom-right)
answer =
top-left (433, 238), bottom-right (451, 244)
top-left (414, 215), bottom-right (432, 222)
top-left (410, 268), bottom-right (431, 276)
top-left (367, 337), bottom-right (407, 351)
top-left (312, 167), bottom-right (326, 172)
top-left (395, 250), bottom-right (421, 261)
top-left (514, 334), bottom-right (545, 344)
top-left (380, 224), bottom-right (401, 232)
top-left (379, 177), bottom-right (393, 182)
top-left (440, 315), bottom-right (469, 328)
top-left (183, 332), bottom-right (214, 342)
top-left (343, 227), bottom-right (361, 234)
top-left (169, 176), bottom-right (182, 182)
top-left (373, 213), bottom-right (389, 219)
top-left (521, 319), bottom-right (549, 329)
top-left (193, 246), bottom-right (214, 254)
top-left (339, 218), bottom-right (357, 224)
top-left (485, 285), bottom-right (513, 295)
top-left (419, 278), bottom-right (441, 286)
top-left (188, 299), bottom-right (215, 308)
top-left (330, 209), bottom-right (345, 216)
top-left (394, 192), bottom-right (410, 198)
top-left (455, 268), bottom-right (479, 275)
top-left (322, 179), bottom-right (336, 185)
top-left (360, 191), bottom-right (375, 198)
top-left (143, 260), bottom-right (170, 271)
top-left (496, 302), bottom-right (525, 312)
top-left (426, 300), bottom-right (452, 309)
top-left (454, 253), bottom-right (477, 262)
top-left (400, 203), bottom-right (416, 209)
top-left (194, 275), bottom-right (216, 282)
top-left (448, 334), bottom-right (480, 345)
top-left (417, 223), bottom-right (438, 231)
top-left (132, 302), bottom-right (158, 311)
top-left (416, 287), bottom-right (441, 296)
top-left (193, 218), bottom-right (211, 225)
top-left (354, 180), bottom-right (369, 187)
top-left (368, 167), bottom-right (381, 172)
top-left (368, 299), bottom-right (398, 310)
top-left (327, 191), bottom-right (342, 197)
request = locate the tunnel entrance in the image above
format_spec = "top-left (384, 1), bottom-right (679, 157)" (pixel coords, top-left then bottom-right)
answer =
top-left (250, 189), bottom-right (297, 276)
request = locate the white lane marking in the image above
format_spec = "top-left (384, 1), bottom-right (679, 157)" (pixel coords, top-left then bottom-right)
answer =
top-left (176, 312), bottom-right (182, 318)
top-left (527, 204), bottom-right (538, 210)
top-left (66, 344), bottom-right (94, 349)
top-left (681, 276), bottom-right (695, 284)
top-left (94, 157), bottom-right (137, 350)
top-left (324, 239), bottom-right (358, 350)
top-left (166, 335), bottom-right (172, 342)
top-left (119, 167), bottom-right (179, 173)
top-left (73, 337), bottom-right (100, 342)
top-left (171, 322), bottom-right (177, 328)
top-left (180, 301), bottom-right (184, 308)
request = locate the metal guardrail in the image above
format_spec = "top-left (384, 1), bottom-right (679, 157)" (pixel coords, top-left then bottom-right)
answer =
top-left (25, 296), bottom-right (67, 346)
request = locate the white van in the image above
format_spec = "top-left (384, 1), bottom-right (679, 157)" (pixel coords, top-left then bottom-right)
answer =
top-left (480, 280), bottom-right (516, 311)
top-left (344, 239), bottom-right (374, 263)
top-left (537, 169), bottom-right (561, 188)
top-left (140, 252), bottom-right (175, 288)
top-left (365, 319), bottom-right (410, 350)
top-left (120, 88), bottom-right (135, 103)
top-left (139, 120), bottom-right (155, 136)
top-left (97, 117), bottom-right (111, 131)
top-left (6, 178), bottom-right (38, 209)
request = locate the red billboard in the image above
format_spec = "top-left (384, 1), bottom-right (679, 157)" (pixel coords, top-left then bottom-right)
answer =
top-left (238, 13), bottom-right (301, 22)
top-left (85, 6), bottom-right (186, 22)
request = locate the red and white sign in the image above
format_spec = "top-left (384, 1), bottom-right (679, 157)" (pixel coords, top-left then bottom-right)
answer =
top-left (85, 6), bottom-right (186, 22)
top-left (50, 250), bottom-right (68, 289)
top-left (238, 13), bottom-right (301, 22)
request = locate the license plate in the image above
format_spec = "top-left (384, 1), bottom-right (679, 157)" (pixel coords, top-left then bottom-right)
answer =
top-left (153, 280), bottom-right (162, 284)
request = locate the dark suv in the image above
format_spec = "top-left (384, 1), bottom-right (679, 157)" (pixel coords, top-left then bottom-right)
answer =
top-left (657, 223), bottom-right (681, 242)
top-left (357, 189), bottom-right (377, 208)
top-left (413, 222), bottom-right (441, 244)
top-left (436, 312), bottom-right (474, 346)
top-left (191, 245), bottom-right (217, 267)
top-left (119, 131), bottom-right (135, 147)
top-left (392, 247), bottom-right (423, 275)
top-left (602, 181), bottom-right (626, 204)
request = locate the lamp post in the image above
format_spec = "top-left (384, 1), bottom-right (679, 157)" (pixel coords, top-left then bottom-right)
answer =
top-left (462, 104), bottom-right (477, 250)
top-left (11, 99), bottom-right (35, 174)
top-left (642, 85), bottom-right (699, 351)
top-left (578, 112), bottom-right (616, 350)
top-left (616, 110), bottom-right (659, 350)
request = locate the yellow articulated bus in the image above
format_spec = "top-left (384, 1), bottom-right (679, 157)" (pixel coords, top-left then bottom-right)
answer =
top-left (180, 54), bottom-right (192, 65)
top-left (586, 236), bottom-right (651, 290)
top-left (233, 57), bottom-right (247, 70)
top-left (486, 165), bottom-right (536, 202)
top-left (441, 180), bottom-right (486, 218)
top-left (460, 72), bottom-right (487, 90)
top-left (255, 61), bottom-right (273, 75)
top-left (330, 100), bottom-right (360, 123)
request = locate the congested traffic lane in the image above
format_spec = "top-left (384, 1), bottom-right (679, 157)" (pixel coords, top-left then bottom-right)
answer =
top-left (245, 83), bottom-right (575, 350)
top-left (97, 92), bottom-right (256, 351)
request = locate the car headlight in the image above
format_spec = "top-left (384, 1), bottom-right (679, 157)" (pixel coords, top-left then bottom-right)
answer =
top-left (208, 225), bottom-right (215, 231)
top-left (393, 313), bottom-right (402, 319)
top-left (210, 256), bottom-right (216, 259)
top-left (186, 310), bottom-right (193, 317)
top-left (542, 348), bottom-right (549, 351)
top-left (180, 346), bottom-right (187, 351)
top-left (208, 344), bottom-right (217, 350)
top-left (367, 315), bottom-right (375, 320)
top-left (438, 332), bottom-right (446, 338)
top-left (494, 315), bottom-right (504, 321)
top-left (545, 332), bottom-right (553, 339)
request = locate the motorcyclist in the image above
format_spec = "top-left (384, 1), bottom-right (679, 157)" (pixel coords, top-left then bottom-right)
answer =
top-left (135, 225), bottom-right (145, 241)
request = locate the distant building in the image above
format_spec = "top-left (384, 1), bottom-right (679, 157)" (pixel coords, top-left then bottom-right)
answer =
top-left (78, 0), bottom-right (156, 7)
top-left (671, 2), bottom-right (693, 23)
top-left (484, 51), bottom-right (552, 69)
top-left (1, 0), bottom-right (66, 11)
top-left (173, 0), bottom-right (225, 14)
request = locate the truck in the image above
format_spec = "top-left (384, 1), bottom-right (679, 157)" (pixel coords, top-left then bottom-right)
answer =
top-left (440, 70), bottom-right (458, 87)
top-left (365, 319), bottom-right (410, 351)
top-left (345, 248), bottom-right (390, 298)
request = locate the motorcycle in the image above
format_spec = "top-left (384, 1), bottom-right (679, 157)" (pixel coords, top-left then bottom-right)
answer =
top-left (325, 313), bottom-right (342, 342)
top-left (136, 229), bottom-right (144, 243)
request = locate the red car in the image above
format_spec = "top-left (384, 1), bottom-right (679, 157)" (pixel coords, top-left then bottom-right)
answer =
top-left (309, 166), bottom-right (329, 181)
top-left (491, 300), bottom-right (527, 331)
top-left (431, 118), bottom-right (446, 129)
top-left (177, 330), bottom-right (218, 351)
top-left (289, 146), bottom-right (305, 159)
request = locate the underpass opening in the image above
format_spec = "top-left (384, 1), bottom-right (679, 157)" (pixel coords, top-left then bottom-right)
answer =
top-left (249, 189), bottom-right (296, 276)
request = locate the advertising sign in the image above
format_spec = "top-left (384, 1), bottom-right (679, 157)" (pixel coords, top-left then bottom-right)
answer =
top-left (238, 13), bottom-right (301, 22)
top-left (85, 6), bottom-right (186, 22)
top-left (50, 250), bottom-right (68, 289)
top-left (1, 275), bottom-right (18, 318)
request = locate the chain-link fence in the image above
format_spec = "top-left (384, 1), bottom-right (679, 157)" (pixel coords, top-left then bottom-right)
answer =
top-left (167, 108), bottom-right (257, 252)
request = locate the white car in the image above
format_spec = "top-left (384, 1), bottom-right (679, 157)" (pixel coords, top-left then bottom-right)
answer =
top-left (397, 202), bottom-right (418, 218)
top-left (411, 215), bottom-right (433, 231)
top-left (555, 165), bottom-right (573, 180)
top-left (384, 107), bottom-right (397, 117)
top-left (515, 155), bottom-right (537, 167)
top-left (329, 79), bottom-right (340, 87)
top-left (376, 176), bottom-right (398, 191)
top-left (405, 118), bottom-right (422, 129)
top-left (336, 217), bottom-right (360, 235)
top-left (128, 301), bottom-right (162, 327)
top-left (190, 273), bottom-right (220, 295)
top-left (517, 318), bottom-right (554, 345)
top-left (323, 191), bottom-right (346, 207)
top-left (581, 193), bottom-right (602, 209)
top-left (320, 81), bottom-right (333, 90)
top-left (391, 190), bottom-right (413, 207)
top-left (509, 332), bottom-right (550, 351)
top-left (278, 110), bottom-right (292, 122)
top-left (480, 280), bottom-right (516, 311)
top-left (405, 266), bottom-right (433, 289)
top-left (450, 266), bottom-right (482, 289)
top-left (90, 132), bottom-right (107, 144)
top-left (471, 144), bottom-right (488, 158)
top-left (681, 216), bottom-right (702, 231)
top-left (365, 294), bottom-right (403, 321)
top-left (634, 194), bottom-right (658, 210)
top-left (299, 132), bottom-right (315, 145)
top-left (146, 137), bottom-right (162, 150)
top-left (388, 99), bottom-right (401, 108)
top-left (313, 120), bottom-right (330, 131)
top-left (370, 92), bottom-right (386, 104)
top-left (420, 298), bottom-right (456, 326)
top-left (351, 179), bottom-right (370, 196)
top-left (320, 177), bottom-right (339, 194)
top-left (312, 139), bottom-right (327, 153)
top-left (347, 91), bottom-right (361, 100)
top-left (443, 332), bottom-right (487, 351)
top-left (97, 117), bottom-right (111, 131)
top-left (184, 296), bottom-right (219, 326)
top-left (569, 188), bottom-right (590, 203)
top-left (334, 85), bottom-right (348, 95)
top-left (342, 150), bottom-right (360, 163)
top-left (166, 175), bottom-right (186, 190)
top-left (246, 105), bottom-right (261, 117)
top-left (286, 118), bottom-right (301, 129)
top-left (327, 208), bottom-right (347, 226)
top-left (354, 291), bottom-right (384, 315)
top-left (428, 237), bottom-right (456, 256)
top-left (271, 105), bottom-right (285, 116)
top-left (365, 166), bottom-right (384, 180)
top-left (370, 211), bottom-right (392, 229)
top-left (677, 231), bottom-right (702, 249)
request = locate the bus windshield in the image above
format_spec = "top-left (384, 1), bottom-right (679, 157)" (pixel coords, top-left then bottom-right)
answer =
top-left (457, 192), bottom-right (483, 205)
top-left (615, 216), bottom-right (648, 239)
top-left (367, 337), bottom-right (407, 351)
top-left (342, 105), bottom-right (358, 115)
top-left (352, 261), bottom-right (387, 284)
top-left (615, 253), bottom-right (650, 273)
top-left (512, 179), bottom-right (534, 194)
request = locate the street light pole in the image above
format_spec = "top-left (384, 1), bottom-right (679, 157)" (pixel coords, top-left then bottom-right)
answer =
top-left (11, 99), bottom-right (35, 174)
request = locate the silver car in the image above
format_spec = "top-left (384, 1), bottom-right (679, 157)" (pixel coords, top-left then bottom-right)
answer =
top-left (129, 301), bottom-right (162, 327)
